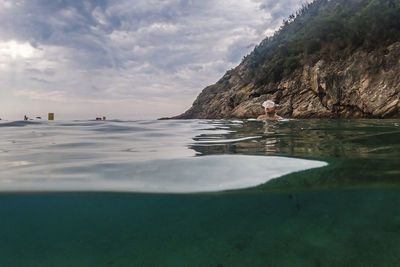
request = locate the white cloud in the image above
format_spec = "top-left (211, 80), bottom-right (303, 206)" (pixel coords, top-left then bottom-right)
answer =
top-left (0, 0), bottom-right (16, 10)
top-left (0, 40), bottom-right (39, 59)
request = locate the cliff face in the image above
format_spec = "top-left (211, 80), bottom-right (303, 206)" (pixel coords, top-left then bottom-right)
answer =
top-left (175, 42), bottom-right (400, 119)
top-left (174, 0), bottom-right (400, 119)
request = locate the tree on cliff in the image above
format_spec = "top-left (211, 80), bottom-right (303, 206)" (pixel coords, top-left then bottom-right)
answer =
top-left (249, 0), bottom-right (400, 86)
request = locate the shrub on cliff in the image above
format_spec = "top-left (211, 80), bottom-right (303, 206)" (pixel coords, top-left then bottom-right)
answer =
top-left (247, 0), bottom-right (400, 86)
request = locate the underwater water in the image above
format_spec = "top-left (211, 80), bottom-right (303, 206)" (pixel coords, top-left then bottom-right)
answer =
top-left (0, 119), bottom-right (400, 266)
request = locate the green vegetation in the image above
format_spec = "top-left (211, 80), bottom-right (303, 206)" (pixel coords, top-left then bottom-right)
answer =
top-left (244, 0), bottom-right (400, 85)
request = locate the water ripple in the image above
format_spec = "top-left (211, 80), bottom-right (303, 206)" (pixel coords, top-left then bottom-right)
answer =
top-left (1, 119), bottom-right (399, 193)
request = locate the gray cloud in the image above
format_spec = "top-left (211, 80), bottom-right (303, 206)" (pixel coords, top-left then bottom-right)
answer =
top-left (257, 0), bottom-right (306, 17)
top-left (0, 0), bottom-right (304, 119)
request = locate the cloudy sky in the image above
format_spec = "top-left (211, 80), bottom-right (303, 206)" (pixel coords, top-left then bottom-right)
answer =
top-left (0, 0), bottom-right (304, 120)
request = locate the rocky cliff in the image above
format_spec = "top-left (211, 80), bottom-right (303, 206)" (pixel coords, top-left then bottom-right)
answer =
top-left (174, 0), bottom-right (400, 119)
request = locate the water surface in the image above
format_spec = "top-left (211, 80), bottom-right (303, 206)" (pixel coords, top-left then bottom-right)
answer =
top-left (0, 119), bottom-right (399, 266)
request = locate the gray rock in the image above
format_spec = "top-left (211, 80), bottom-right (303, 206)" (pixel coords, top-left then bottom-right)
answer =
top-left (174, 42), bottom-right (400, 119)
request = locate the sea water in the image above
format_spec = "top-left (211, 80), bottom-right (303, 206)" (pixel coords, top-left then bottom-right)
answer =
top-left (0, 119), bottom-right (400, 266)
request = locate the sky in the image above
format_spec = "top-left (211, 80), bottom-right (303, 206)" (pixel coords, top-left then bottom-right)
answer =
top-left (0, 0), bottom-right (305, 120)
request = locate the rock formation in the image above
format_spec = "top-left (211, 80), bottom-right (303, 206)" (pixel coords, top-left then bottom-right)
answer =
top-left (173, 0), bottom-right (400, 119)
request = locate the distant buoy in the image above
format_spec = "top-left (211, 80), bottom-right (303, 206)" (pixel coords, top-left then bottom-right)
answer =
top-left (103, 116), bottom-right (106, 120)
top-left (48, 113), bottom-right (54, 120)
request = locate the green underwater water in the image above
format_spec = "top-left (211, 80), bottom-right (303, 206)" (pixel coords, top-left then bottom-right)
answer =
top-left (1, 191), bottom-right (400, 266)
top-left (1, 119), bottom-right (400, 266)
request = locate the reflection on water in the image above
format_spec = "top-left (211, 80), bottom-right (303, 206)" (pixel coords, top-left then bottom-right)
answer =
top-left (1, 119), bottom-right (400, 266)
top-left (0, 119), bottom-right (328, 193)
top-left (1, 119), bottom-right (399, 192)
top-left (189, 119), bottom-right (400, 192)
top-left (262, 120), bottom-right (280, 152)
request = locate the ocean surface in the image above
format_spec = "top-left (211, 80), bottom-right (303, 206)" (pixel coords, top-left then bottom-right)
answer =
top-left (0, 119), bottom-right (400, 266)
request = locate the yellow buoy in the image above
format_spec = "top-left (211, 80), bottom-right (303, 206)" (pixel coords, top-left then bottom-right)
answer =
top-left (103, 116), bottom-right (106, 120)
top-left (48, 113), bottom-right (54, 120)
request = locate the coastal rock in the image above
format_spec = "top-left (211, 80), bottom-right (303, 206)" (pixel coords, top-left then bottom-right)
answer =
top-left (174, 42), bottom-right (400, 119)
